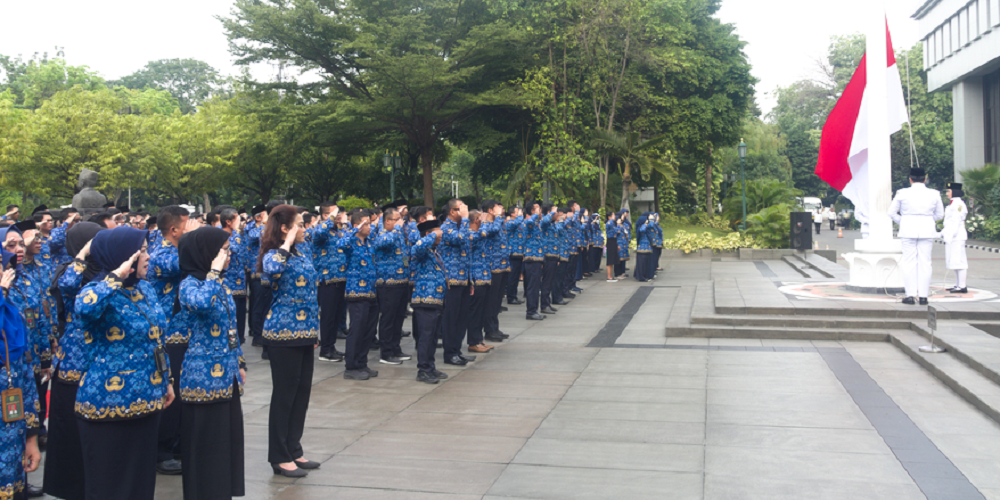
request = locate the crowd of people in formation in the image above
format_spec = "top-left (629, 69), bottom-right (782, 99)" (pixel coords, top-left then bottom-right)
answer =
top-left (0, 196), bottom-right (664, 499)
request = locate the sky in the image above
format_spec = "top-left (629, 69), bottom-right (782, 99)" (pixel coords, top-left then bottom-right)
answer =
top-left (0, 0), bottom-right (925, 115)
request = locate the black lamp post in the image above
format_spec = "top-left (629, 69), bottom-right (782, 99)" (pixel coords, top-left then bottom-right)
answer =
top-left (738, 139), bottom-right (748, 231)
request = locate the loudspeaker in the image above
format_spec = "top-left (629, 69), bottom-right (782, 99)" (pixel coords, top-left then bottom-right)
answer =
top-left (790, 212), bottom-right (813, 250)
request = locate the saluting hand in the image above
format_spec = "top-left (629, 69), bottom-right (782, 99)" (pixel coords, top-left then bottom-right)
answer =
top-left (184, 218), bottom-right (201, 233)
top-left (211, 247), bottom-right (228, 273)
top-left (113, 251), bottom-right (141, 280)
top-left (0, 269), bottom-right (15, 290)
top-left (76, 240), bottom-right (93, 261)
top-left (283, 225), bottom-right (299, 249)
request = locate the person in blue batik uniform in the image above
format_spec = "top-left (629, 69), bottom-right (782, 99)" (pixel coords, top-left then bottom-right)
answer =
top-left (589, 213), bottom-right (604, 274)
top-left (74, 226), bottom-right (175, 500)
top-left (505, 207), bottom-right (526, 305)
top-left (410, 220), bottom-right (451, 384)
top-left (245, 204), bottom-right (272, 352)
top-left (605, 211), bottom-right (621, 282)
top-left (521, 202), bottom-right (546, 320)
top-left (312, 203), bottom-right (348, 362)
top-left (337, 210), bottom-right (380, 380)
top-left (0, 236), bottom-right (42, 500)
top-left (147, 205), bottom-right (192, 475)
top-left (615, 209), bottom-right (631, 278)
top-left (43, 222), bottom-right (105, 500)
top-left (218, 206), bottom-right (249, 345)
top-left (257, 205), bottom-right (321, 477)
top-left (177, 226), bottom-right (247, 498)
top-left (483, 201), bottom-right (511, 343)
top-left (633, 213), bottom-right (654, 282)
top-left (371, 206), bottom-right (412, 365)
top-left (439, 199), bottom-right (477, 366)
top-left (650, 213), bottom-right (663, 272)
top-left (48, 209), bottom-right (81, 267)
top-left (464, 210), bottom-right (498, 353)
top-left (538, 205), bottom-right (560, 315)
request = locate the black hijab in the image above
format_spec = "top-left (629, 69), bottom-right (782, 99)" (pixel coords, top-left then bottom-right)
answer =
top-left (49, 222), bottom-right (106, 336)
top-left (178, 227), bottom-right (230, 281)
top-left (91, 227), bottom-right (149, 287)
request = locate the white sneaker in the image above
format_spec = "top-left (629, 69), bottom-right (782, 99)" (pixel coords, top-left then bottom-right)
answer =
top-left (607, 279), bottom-right (618, 283)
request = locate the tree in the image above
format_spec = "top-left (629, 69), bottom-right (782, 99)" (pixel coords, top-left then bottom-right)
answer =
top-left (222, 0), bottom-right (530, 207)
top-left (112, 59), bottom-right (223, 114)
top-left (590, 130), bottom-right (676, 209)
top-left (2, 58), bottom-right (104, 109)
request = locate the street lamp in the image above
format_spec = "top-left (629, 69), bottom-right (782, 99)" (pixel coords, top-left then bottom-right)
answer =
top-left (738, 139), bottom-right (748, 231)
top-left (382, 151), bottom-right (400, 201)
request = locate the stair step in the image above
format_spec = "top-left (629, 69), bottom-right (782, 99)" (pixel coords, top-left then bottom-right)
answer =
top-left (665, 324), bottom-right (892, 342)
top-left (691, 314), bottom-right (912, 329)
top-left (717, 304), bottom-right (1000, 321)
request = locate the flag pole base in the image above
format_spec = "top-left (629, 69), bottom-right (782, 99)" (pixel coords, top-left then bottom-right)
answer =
top-left (918, 345), bottom-right (946, 353)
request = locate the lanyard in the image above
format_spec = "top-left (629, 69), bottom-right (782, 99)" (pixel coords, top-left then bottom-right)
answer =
top-left (2, 330), bottom-right (11, 386)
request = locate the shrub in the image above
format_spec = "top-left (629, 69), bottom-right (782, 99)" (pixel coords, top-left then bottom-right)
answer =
top-left (722, 178), bottom-right (802, 227)
top-left (338, 196), bottom-right (371, 212)
top-left (745, 203), bottom-right (791, 249)
top-left (691, 213), bottom-right (732, 231)
top-left (663, 230), bottom-right (757, 254)
top-left (978, 216), bottom-right (1000, 242)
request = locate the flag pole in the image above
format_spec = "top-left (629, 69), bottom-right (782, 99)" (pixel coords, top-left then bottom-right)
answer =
top-left (866, 2), bottom-right (893, 244)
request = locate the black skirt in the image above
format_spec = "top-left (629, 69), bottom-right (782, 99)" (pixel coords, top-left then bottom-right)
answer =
top-left (44, 379), bottom-right (86, 500)
top-left (78, 412), bottom-right (161, 500)
top-left (605, 237), bottom-right (620, 267)
top-left (181, 381), bottom-right (245, 500)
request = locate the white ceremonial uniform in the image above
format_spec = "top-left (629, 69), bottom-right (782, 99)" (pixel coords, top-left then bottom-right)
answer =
top-left (942, 197), bottom-right (969, 289)
top-left (888, 183), bottom-right (945, 298)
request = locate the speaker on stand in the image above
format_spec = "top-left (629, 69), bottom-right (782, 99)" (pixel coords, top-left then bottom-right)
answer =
top-left (790, 212), bottom-right (813, 250)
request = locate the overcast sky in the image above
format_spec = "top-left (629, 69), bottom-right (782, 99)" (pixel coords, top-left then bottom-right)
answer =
top-left (1, 0), bottom-right (924, 115)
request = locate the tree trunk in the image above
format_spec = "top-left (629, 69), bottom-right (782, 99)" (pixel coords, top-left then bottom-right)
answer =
top-left (653, 182), bottom-right (660, 215)
top-left (202, 193), bottom-right (212, 213)
top-left (706, 146), bottom-right (714, 216)
top-left (621, 175), bottom-right (631, 211)
top-left (421, 147), bottom-right (434, 207)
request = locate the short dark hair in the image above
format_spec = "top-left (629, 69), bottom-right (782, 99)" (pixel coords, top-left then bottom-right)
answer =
top-left (369, 207), bottom-right (382, 216)
top-left (541, 203), bottom-right (554, 214)
top-left (383, 207), bottom-right (398, 219)
top-left (219, 207), bottom-right (239, 226)
top-left (527, 201), bottom-right (540, 212)
top-left (32, 212), bottom-right (52, 223)
top-left (481, 199), bottom-right (498, 212)
top-left (89, 212), bottom-right (114, 228)
top-left (320, 201), bottom-right (336, 215)
top-left (447, 199), bottom-right (462, 214)
top-left (158, 205), bottom-right (190, 233)
top-left (351, 210), bottom-right (369, 226)
top-left (910, 175), bottom-right (926, 183)
top-left (567, 199), bottom-right (577, 207)
top-left (411, 206), bottom-right (431, 222)
top-left (205, 211), bottom-right (220, 226)
top-left (302, 212), bottom-right (314, 225)
top-left (6, 205), bottom-right (17, 213)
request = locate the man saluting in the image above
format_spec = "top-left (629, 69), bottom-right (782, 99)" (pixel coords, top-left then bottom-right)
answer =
top-left (889, 167), bottom-right (945, 305)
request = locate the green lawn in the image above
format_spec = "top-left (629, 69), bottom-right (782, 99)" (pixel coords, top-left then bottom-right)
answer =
top-left (661, 223), bottom-right (732, 240)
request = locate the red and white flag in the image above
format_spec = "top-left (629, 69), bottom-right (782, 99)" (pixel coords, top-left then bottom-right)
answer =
top-left (814, 25), bottom-right (908, 223)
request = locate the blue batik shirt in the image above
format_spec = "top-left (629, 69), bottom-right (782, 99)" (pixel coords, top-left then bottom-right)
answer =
top-left (224, 230), bottom-right (248, 297)
top-left (508, 216), bottom-right (526, 258)
top-left (262, 249), bottom-right (320, 345)
top-left (540, 213), bottom-right (560, 259)
top-left (470, 219), bottom-right (498, 286)
top-left (54, 261), bottom-right (88, 384)
top-left (74, 278), bottom-right (170, 421)
top-left (148, 240), bottom-right (182, 321)
top-left (8, 260), bottom-right (53, 372)
top-left (337, 227), bottom-right (378, 300)
top-left (372, 224), bottom-right (410, 287)
top-left (179, 273), bottom-right (245, 403)
top-left (312, 220), bottom-right (348, 285)
top-left (0, 303), bottom-right (41, 498)
top-left (522, 214), bottom-right (544, 262)
top-left (410, 233), bottom-right (446, 308)
top-left (439, 217), bottom-right (472, 286)
top-left (48, 222), bottom-right (72, 266)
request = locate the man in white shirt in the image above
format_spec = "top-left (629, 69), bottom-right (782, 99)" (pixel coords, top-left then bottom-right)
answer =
top-left (942, 182), bottom-right (969, 293)
top-left (888, 168), bottom-right (945, 305)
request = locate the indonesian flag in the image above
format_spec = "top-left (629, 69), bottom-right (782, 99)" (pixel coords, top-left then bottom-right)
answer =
top-left (814, 25), bottom-right (908, 224)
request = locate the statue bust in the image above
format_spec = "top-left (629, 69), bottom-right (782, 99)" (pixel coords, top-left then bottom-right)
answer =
top-left (72, 168), bottom-right (108, 211)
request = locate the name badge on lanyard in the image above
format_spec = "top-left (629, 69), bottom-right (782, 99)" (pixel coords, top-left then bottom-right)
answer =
top-left (23, 308), bottom-right (36, 330)
top-left (228, 329), bottom-right (239, 350)
top-left (2, 388), bottom-right (24, 423)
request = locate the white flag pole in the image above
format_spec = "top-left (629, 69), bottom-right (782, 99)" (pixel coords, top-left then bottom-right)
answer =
top-left (866, 2), bottom-right (893, 244)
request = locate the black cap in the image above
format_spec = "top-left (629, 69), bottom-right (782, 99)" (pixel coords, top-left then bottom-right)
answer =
top-left (31, 205), bottom-right (48, 215)
top-left (146, 216), bottom-right (157, 226)
top-left (417, 219), bottom-right (440, 234)
top-left (102, 202), bottom-right (114, 209)
top-left (13, 220), bottom-right (36, 233)
top-left (909, 167), bottom-right (926, 178)
top-left (948, 182), bottom-right (963, 190)
top-left (116, 203), bottom-right (130, 213)
top-left (251, 205), bottom-right (266, 216)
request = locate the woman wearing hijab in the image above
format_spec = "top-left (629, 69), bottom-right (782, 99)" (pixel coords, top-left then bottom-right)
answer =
top-left (616, 210), bottom-right (631, 278)
top-left (177, 227), bottom-right (246, 499)
top-left (634, 213), bottom-right (653, 282)
top-left (605, 211), bottom-right (620, 283)
top-left (258, 205), bottom-right (320, 477)
top-left (943, 182), bottom-right (969, 293)
top-left (74, 227), bottom-right (174, 500)
top-left (43, 222), bottom-right (105, 500)
top-left (0, 228), bottom-right (42, 500)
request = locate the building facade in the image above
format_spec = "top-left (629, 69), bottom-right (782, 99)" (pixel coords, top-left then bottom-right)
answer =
top-left (914, 0), bottom-right (1000, 179)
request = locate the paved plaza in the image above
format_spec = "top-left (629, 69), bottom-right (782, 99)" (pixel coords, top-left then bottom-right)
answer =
top-left (37, 232), bottom-right (1000, 499)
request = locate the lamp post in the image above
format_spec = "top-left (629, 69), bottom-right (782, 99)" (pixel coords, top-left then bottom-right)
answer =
top-left (382, 151), bottom-right (400, 201)
top-left (738, 139), bottom-right (748, 231)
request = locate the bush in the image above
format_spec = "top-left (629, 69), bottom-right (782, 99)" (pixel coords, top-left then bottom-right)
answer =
top-left (664, 230), bottom-right (757, 254)
top-left (690, 213), bottom-right (732, 231)
top-left (745, 203), bottom-right (791, 249)
top-left (977, 216), bottom-right (1000, 242)
top-left (338, 196), bottom-right (371, 212)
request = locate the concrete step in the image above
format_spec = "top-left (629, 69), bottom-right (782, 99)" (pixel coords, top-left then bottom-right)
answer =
top-left (891, 329), bottom-right (1000, 427)
top-left (690, 314), bottom-right (913, 330)
top-left (664, 324), bottom-right (893, 342)
top-left (718, 304), bottom-right (1000, 321)
top-left (908, 322), bottom-right (1000, 389)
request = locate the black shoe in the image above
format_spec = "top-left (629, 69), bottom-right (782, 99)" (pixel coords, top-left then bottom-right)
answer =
top-left (445, 356), bottom-right (468, 366)
top-left (380, 356), bottom-right (403, 365)
top-left (402, 330), bottom-right (411, 337)
top-left (294, 459), bottom-right (321, 469)
top-left (26, 484), bottom-right (43, 498)
top-left (431, 369), bottom-right (449, 379)
top-left (902, 297), bottom-right (916, 305)
top-left (396, 353), bottom-right (413, 361)
top-left (156, 459), bottom-right (183, 475)
top-left (272, 464), bottom-right (309, 477)
top-left (417, 371), bottom-right (440, 384)
top-left (485, 332), bottom-right (505, 342)
top-left (541, 307), bottom-right (558, 314)
top-left (508, 298), bottom-right (524, 305)
top-left (499, 331), bottom-right (510, 339)
top-left (252, 338), bottom-right (262, 347)
top-left (572, 287), bottom-right (583, 293)
top-left (562, 293), bottom-right (576, 299)
top-left (318, 351), bottom-right (344, 362)
top-left (337, 330), bottom-right (348, 339)
top-left (919, 297), bottom-right (929, 305)
top-left (459, 354), bottom-right (477, 362)
top-left (363, 367), bottom-right (379, 377)
top-left (552, 299), bottom-right (568, 305)
top-left (344, 369), bottom-right (371, 380)
top-left (500, 306), bottom-right (509, 312)
top-left (526, 313), bottom-right (545, 320)
top-left (261, 349), bottom-right (269, 360)
top-left (950, 287), bottom-right (968, 294)
top-left (370, 344), bottom-right (380, 351)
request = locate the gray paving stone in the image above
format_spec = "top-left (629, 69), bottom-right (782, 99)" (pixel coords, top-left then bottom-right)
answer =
top-left (705, 445), bottom-right (915, 484)
top-left (299, 455), bottom-right (506, 494)
top-left (375, 412), bottom-right (544, 438)
top-left (512, 437), bottom-right (704, 472)
top-left (533, 417), bottom-right (705, 445)
top-left (341, 431), bottom-right (527, 463)
top-left (486, 464), bottom-right (703, 500)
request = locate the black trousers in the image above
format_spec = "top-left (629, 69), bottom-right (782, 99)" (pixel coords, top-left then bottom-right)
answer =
top-left (266, 345), bottom-right (313, 464)
top-left (412, 307), bottom-right (440, 374)
top-left (250, 278), bottom-right (273, 340)
top-left (181, 384), bottom-right (245, 500)
top-left (44, 380), bottom-right (85, 500)
top-left (466, 282), bottom-right (490, 346)
top-left (377, 285), bottom-right (407, 359)
top-left (616, 259), bottom-right (626, 277)
top-left (345, 299), bottom-right (378, 370)
top-left (541, 258), bottom-right (558, 309)
top-left (523, 261), bottom-right (542, 315)
top-left (156, 343), bottom-right (187, 462)
top-left (553, 260), bottom-right (567, 302)
top-left (653, 247), bottom-right (662, 269)
top-left (814, 222), bottom-right (821, 234)
top-left (318, 281), bottom-right (346, 355)
top-left (78, 412), bottom-right (160, 500)
top-left (591, 246), bottom-right (603, 272)
top-left (233, 295), bottom-right (247, 344)
top-left (484, 273), bottom-right (507, 334)
top-left (506, 256), bottom-right (523, 301)
top-left (442, 285), bottom-right (471, 359)
top-left (34, 372), bottom-right (48, 434)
